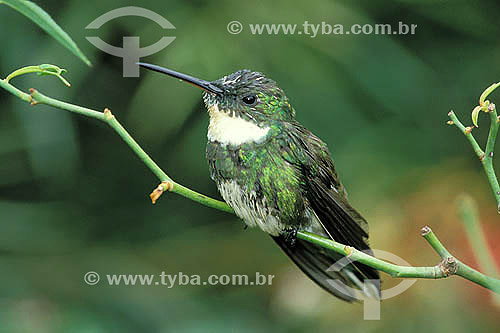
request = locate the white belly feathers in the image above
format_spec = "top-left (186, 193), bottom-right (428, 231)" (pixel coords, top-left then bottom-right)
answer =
top-left (207, 104), bottom-right (270, 145)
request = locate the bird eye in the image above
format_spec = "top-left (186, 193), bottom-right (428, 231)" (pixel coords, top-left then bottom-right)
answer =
top-left (242, 95), bottom-right (257, 106)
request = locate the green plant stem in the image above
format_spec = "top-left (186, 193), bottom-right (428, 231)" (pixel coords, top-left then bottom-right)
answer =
top-left (420, 226), bottom-right (452, 258)
top-left (298, 229), bottom-right (500, 294)
top-left (0, 78), bottom-right (31, 102)
top-left (484, 106), bottom-right (500, 210)
top-left (1, 76), bottom-right (500, 294)
top-left (448, 110), bottom-right (500, 211)
top-left (172, 182), bottom-right (234, 214)
top-left (448, 111), bottom-right (484, 158)
top-left (297, 230), bottom-right (442, 279)
top-left (458, 195), bottom-right (500, 303)
top-left (5, 64), bottom-right (71, 86)
top-left (0, 78), bottom-right (233, 214)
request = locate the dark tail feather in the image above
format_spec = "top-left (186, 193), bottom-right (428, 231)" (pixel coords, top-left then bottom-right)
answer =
top-left (272, 235), bottom-right (380, 301)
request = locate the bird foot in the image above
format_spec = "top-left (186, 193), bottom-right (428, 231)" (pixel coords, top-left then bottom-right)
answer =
top-left (283, 227), bottom-right (298, 247)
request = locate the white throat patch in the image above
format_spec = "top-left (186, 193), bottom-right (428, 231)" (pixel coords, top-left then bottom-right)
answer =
top-left (207, 104), bottom-right (270, 145)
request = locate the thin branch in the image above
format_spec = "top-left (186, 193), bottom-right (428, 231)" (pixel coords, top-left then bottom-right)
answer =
top-left (1, 69), bottom-right (500, 295)
top-left (298, 227), bottom-right (500, 294)
top-left (484, 104), bottom-right (500, 212)
top-left (29, 88), bottom-right (235, 214)
top-left (0, 75), bottom-right (234, 215)
top-left (420, 226), bottom-right (452, 259)
top-left (448, 111), bottom-right (484, 158)
top-left (448, 83), bottom-right (500, 212)
top-left (458, 195), bottom-right (500, 304)
top-left (446, 83), bottom-right (500, 301)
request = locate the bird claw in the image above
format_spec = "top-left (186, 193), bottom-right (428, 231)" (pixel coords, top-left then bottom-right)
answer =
top-left (283, 227), bottom-right (298, 247)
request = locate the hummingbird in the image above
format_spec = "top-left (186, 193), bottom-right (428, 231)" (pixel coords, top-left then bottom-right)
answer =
top-left (138, 63), bottom-right (380, 301)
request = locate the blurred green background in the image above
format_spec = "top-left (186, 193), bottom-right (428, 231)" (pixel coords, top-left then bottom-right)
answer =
top-left (1, 0), bottom-right (500, 332)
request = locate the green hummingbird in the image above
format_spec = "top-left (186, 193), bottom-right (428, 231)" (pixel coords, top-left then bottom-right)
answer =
top-left (138, 63), bottom-right (380, 301)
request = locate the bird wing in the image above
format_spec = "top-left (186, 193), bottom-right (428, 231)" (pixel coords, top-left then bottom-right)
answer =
top-left (273, 122), bottom-right (380, 300)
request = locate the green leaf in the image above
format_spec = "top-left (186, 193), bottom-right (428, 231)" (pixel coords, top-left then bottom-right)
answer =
top-left (471, 105), bottom-right (481, 128)
top-left (480, 82), bottom-right (500, 106)
top-left (1, 0), bottom-right (91, 66)
top-left (5, 64), bottom-right (72, 87)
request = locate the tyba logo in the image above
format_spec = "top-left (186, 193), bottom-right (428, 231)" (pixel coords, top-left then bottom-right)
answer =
top-left (86, 7), bottom-right (175, 77)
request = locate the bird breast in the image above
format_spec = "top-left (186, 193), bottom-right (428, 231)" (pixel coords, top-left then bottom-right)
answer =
top-left (207, 104), bottom-right (270, 145)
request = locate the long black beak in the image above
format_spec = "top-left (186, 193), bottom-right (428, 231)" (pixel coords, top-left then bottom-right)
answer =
top-left (137, 62), bottom-right (223, 95)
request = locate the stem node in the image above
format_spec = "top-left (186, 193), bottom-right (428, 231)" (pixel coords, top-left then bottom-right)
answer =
top-left (421, 226), bottom-right (431, 236)
top-left (103, 108), bottom-right (114, 121)
top-left (150, 181), bottom-right (174, 204)
top-left (439, 257), bottom-right (458, 277)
